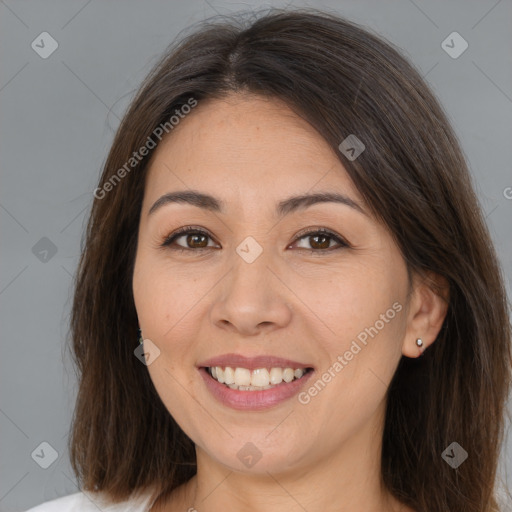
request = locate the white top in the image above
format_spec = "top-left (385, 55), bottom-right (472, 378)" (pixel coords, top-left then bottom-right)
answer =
top-left (23, 481), bottom-right (512, 511)
top-left (24, 488), bottom-right (160, 512)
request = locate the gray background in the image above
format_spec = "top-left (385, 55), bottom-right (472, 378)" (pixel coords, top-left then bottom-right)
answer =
top-left (1, 0), bottom-right (511, 510)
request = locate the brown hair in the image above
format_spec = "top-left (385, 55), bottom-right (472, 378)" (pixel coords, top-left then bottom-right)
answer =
top-left (67, 8), bottom-right (512, 511)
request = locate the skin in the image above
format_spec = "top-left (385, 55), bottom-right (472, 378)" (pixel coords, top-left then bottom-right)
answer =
top-left (132, 93), bottom-right (448, 512)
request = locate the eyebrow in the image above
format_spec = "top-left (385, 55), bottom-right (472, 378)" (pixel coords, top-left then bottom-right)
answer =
top-left (148, 190), bottom-right (367, 217)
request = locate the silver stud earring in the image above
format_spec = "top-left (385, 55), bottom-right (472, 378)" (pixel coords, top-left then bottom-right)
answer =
top-left (415, 338), bottom-right (425, 357)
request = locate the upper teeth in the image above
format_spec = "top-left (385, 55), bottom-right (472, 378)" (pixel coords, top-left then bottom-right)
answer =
top-left (210, 367), bottom-right (306, 388)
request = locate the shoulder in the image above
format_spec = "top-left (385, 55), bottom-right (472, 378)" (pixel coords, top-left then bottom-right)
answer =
top-left (24, 488), bottom-right (159, 512)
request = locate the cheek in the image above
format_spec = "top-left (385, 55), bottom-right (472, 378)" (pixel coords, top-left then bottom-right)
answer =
top-left (133, 250), bottom-right (213, 393)
top-left (133, 248), bottom-right (199, 330)
top-left (302, 256), bottom-right (406, 340)
top-left (300, 302), bottom-right (405, 449)
top-left (306, 257), bottom-right (408, 397)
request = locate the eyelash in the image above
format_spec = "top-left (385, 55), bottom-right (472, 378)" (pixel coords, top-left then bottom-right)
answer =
top-left (160, 225), bottom-right (350, 254)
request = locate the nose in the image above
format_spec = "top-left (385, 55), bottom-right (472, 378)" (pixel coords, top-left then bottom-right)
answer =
top-left (210, 249), bottom-right (293, 336)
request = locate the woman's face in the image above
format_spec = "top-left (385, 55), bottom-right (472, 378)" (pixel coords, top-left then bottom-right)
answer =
top-left (132, 93), bottom-right (413, 475)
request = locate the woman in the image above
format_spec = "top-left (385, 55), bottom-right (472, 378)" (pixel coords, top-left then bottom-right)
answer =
top-left (26, 8), bottom-right (511, 512)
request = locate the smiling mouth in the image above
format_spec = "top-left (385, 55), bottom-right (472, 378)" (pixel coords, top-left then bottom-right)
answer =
top-left (205, 366), bottom-right (314, 391)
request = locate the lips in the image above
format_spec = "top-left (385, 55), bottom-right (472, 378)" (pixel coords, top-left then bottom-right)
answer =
top-left (197, 353), bottom-right (315, 410)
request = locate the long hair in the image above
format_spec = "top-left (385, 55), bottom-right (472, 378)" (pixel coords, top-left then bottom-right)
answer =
top-left (67, 8), bottom-right (512, 511)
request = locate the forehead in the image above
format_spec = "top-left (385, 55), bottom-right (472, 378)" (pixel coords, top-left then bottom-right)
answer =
top-left (143, 93), bottom-right (362, 211)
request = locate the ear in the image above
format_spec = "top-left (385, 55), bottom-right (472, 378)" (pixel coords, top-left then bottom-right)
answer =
top-left (402, 271), bottom-right (450, 358)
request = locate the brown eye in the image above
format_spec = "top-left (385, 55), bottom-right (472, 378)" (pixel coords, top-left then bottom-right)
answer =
top-left (291, 228), bottom-right (349, 252)
top-left (308, 233), bottom-right (331, 249)
top-left (161, 226), bottom-right (349, 254)
top-left (184, 233), bottom-right (209, 248)
top-left (161, 227), bottom-right (218, 251)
